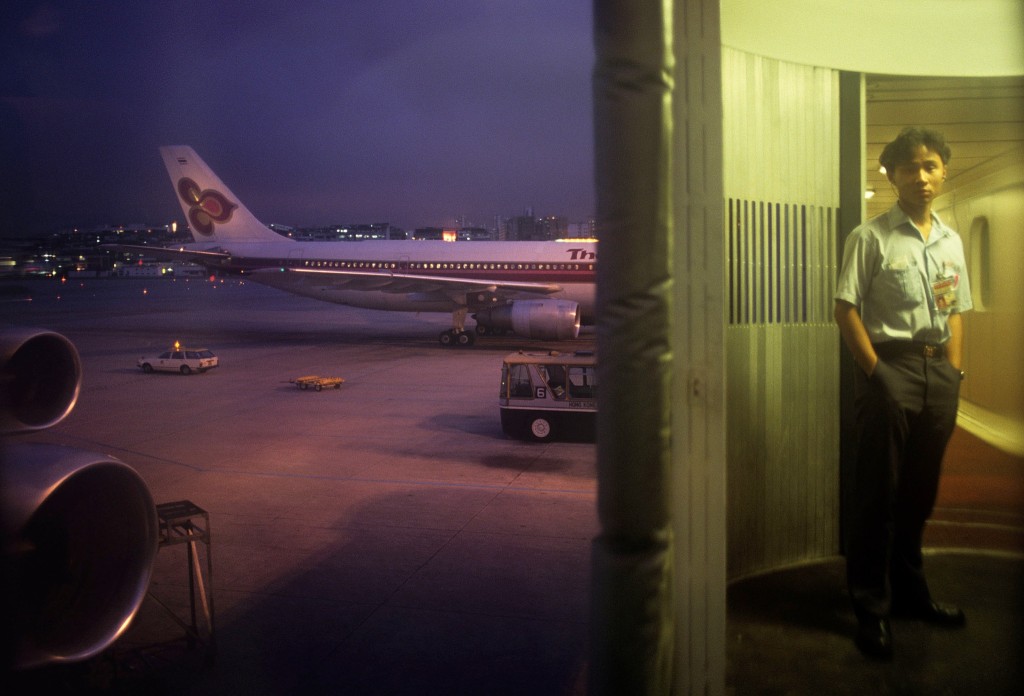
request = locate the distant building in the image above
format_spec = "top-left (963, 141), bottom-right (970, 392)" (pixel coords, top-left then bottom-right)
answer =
top-left (457, 227), bottom-right (492, 241)
top-left (493, 215), bottom-right (508, 241)
top-left (53, 223), bottom-right (183, 247)
top-left (504, 215), bottom-right (541, 241)
top-left (539, 215), bottom-right (568, 240)
top-left (2, 223), bottom-right (189, 277)
top-left (567, 219), bottom-right (598, 239)
top-left (294, 223), bottom-right (406, 241)
top-left (412, 226), bottom-right (447, 240)
top-left (112, 262), bottom-right (204, 279)
top-left (503, 214), bottom-right (567, 241)
top-left (269, 223), bottom-right (297, 237)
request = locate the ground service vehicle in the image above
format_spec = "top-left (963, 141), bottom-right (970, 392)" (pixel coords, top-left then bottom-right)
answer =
top-left (292, 375), bottom-right (344, 391)
top-left (138, 345), bottom-right (218, 374)
top-left (499, 350), bottom-right (597, 441)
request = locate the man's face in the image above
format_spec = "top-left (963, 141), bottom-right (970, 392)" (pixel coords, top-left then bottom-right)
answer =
top-left (887, 145), bottom-right (947, 210)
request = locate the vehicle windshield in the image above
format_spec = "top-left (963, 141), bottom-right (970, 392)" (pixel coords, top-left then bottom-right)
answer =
top-left (506, 364), bottom-right (533, 398)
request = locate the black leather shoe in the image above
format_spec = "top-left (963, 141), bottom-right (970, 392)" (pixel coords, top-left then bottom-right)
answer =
top-left (893, 600), bottom-right (966, 627)
top-left (855, 617), bottom-right (893, 660)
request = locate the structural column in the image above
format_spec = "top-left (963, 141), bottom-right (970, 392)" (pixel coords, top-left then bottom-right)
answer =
top-left (590, 0), bottom-right (725, 694)
top-left (669, 1), bottom-right (727, 694)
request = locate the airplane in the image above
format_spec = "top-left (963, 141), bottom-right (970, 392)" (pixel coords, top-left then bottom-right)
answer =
top-left (112, 146), bottom-right (597, 346)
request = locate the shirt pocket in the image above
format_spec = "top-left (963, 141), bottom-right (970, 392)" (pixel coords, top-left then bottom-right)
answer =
top-left (878, 260), bottom-right (924, 308)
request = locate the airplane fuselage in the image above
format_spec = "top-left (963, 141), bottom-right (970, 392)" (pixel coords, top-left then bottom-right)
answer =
top-left (195, 238), bottom-right (597, 320)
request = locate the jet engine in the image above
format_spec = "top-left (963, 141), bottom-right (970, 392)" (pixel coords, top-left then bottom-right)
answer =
top-left (1, 328), bottom-right (158, 671)
top-left (0, 328), bottom-right (81, 434)
top-left (474, 299), bottom-right (581, 341)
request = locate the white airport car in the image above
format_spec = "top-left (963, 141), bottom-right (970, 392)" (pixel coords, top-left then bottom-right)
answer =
top-left (138, 347), bottom-right (218, 374)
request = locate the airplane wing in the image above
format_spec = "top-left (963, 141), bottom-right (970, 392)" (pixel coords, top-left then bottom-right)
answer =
top-left (104, 244), bottom-right (564, 297)
top-left (255, 266), bottom-right (564, 296)
top-left (102, 243), bottom-right (231, 266)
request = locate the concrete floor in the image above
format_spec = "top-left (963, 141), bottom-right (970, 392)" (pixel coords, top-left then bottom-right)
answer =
top-left (2, 278), bottom-right (1021, 695)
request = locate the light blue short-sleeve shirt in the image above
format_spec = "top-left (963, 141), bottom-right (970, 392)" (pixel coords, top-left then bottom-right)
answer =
top-left (835, 205), bottom-right (972, 345)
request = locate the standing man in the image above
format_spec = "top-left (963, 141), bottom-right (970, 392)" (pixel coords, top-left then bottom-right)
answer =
top-left (834, 127), bottom-right (971, 660)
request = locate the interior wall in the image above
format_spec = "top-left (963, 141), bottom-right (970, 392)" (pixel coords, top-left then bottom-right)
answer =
top-left (937, 152), bottom-right (1024, 454)
top-left (722, 47), bottom-right (842, 579)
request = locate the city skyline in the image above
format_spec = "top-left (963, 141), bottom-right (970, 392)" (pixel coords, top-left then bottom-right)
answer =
top-left (1, 1), bottom-right (595, 237)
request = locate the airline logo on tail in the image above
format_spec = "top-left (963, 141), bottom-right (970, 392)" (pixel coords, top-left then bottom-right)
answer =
top-left (176, 177), bottom-right (237, 237)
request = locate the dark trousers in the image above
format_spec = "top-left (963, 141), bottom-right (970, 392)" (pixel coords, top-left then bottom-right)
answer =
top-left (847, 344), bottom-right (961, 619)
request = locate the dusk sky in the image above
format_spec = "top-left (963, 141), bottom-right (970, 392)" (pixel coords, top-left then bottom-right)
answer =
top-left (1, 1), bottom-right (595, 236)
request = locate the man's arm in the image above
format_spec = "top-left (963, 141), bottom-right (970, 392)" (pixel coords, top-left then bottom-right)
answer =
top-left (834, 300), bottom-right (878, 376)
top-left (946, 312), bottom-right (963, 370)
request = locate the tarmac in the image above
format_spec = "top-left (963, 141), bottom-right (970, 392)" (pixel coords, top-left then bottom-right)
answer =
top-left (2, 277), bottom-right (1022, 695)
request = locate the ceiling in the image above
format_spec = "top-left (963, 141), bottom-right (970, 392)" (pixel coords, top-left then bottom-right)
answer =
top-left (864, 74), bottom-right (1024, 218)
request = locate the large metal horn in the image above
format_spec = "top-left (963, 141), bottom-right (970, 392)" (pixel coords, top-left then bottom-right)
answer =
top-left (1, 328), bottom-right (158, 671)
top-left (0, 328), bottom-right (81, 435)
top-left (1, 444), bottom-right (159, 670)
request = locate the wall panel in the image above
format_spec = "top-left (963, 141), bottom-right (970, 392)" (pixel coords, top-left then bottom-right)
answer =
top-left (723, 47), bottom-right (841, 578)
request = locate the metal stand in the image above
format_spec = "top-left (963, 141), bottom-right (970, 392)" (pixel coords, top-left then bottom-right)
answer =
top-left (149, 500), bottom-right (216, 659)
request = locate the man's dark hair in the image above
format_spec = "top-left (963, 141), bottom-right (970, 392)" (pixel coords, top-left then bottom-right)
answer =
top-left (879, 127), bottom-right (952, 171)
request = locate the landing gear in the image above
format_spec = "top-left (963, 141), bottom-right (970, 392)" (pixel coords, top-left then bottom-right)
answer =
top-left (439, 329), bottom-right (475, 347)
top-left (474, 324), bottom-right (508, 337)
top-left (439, 307), bottom-right (476, 347)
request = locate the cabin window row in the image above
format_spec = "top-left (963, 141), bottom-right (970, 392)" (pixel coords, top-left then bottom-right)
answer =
top-left (300, 260), bottom-right (595, 272)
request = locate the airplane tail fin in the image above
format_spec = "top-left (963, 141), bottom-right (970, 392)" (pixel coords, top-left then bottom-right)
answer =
top-left (159, 146), bottom-right (288, 244)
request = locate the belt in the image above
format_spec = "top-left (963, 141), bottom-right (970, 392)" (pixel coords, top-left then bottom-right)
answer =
top-left (873, 341), bottom-right (946, 359)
